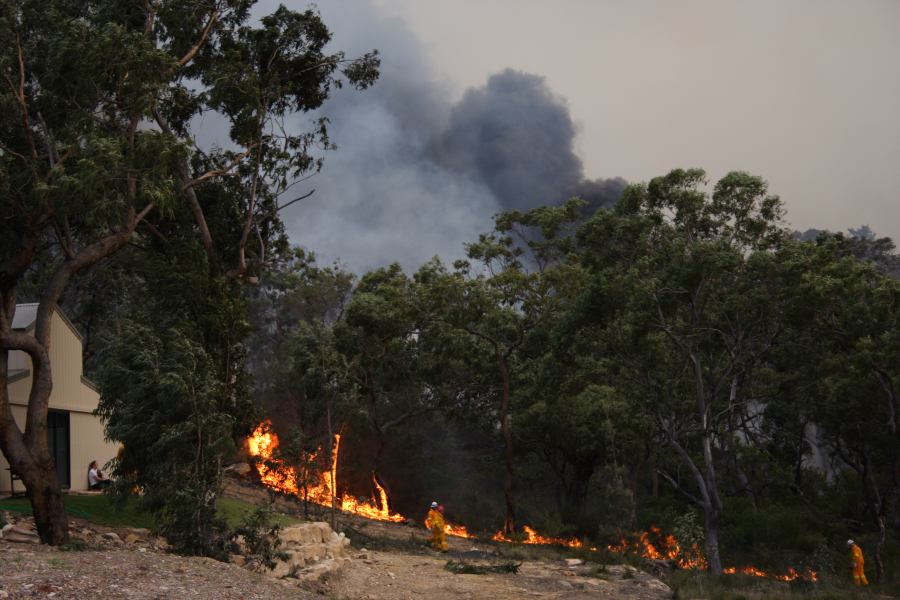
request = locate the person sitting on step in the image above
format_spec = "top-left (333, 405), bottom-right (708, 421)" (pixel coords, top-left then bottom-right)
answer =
top-left (88, 460), bottom-right (111, 491)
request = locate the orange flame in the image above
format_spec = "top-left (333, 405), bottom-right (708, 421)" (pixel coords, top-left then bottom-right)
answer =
top-left (444, 523), bottom-right (476, 539)
top-left (608, 525), bottom-right (706, 569)
top-left (246, 422), bottom-right (404, 522)
top-left (723, 565), bottom-right (817, 582)
top-left (609, 526), bottom-right (816, 582)
top-left (247, 422), bottom-right (477, 537)
top-left (491, 525), bottom-right (583, 548)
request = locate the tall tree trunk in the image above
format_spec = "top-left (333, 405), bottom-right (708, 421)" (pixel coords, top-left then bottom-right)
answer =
top-left (327, 402), bottom-right (336, 530)
top-left (25, 467), bottom-right (68, 543)
top-left (863, 453), bottom-right (886, 581)
top-left (565, 462), bottom-right (594, 513)
top-left (693, 353), bottom-right (724, 574)
top-left (498, 351), bottom-right (516, 535)
top-left (704, 508), bottom-right (723, 575)
top-left (875, 515), bottom-right (886, 582)
top-left (0, 333), bottom-right (70, 545)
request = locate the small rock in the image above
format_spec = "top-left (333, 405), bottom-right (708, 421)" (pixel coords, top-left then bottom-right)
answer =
top-left (565, 558), bottom-right (584, 567)
top-left (102, 532), bottom-right (121, 542)
top-left (387, 571), bottom-right (395, 579)
top-left (225, 463), bottom-right (252, 476)
top-left (138, 547), bottom-right (147, 553)
top-left (0, 590), bottom-right (8, 598)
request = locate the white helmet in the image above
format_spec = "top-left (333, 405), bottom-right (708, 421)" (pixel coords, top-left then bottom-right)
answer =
top-left (431, 501), bottom-right (438, 508)
top-left (847, 539), bottom-right (854, 546)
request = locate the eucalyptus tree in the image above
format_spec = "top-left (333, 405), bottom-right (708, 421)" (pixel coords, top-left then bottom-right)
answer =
top-left (0, 0), bottom-right (377, 544)
top-left (775, 235), bottom-right (900, 579)
top-left (330, 264), bottom-right (441, 501)
top-left (414, 199), bottom-right (587, 535)
top-left (576, 169), bottom-right (787, 573)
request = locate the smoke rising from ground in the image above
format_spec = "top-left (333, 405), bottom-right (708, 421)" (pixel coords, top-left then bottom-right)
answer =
top-left (280, 0), bottom-right (624, 273)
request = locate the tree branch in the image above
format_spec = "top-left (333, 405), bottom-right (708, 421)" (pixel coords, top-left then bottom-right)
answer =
top-left (178, 8), bottom-right (220, 67)
top-left (276, 189), bottom-right (315, 212)
top-left (12, 30), bottom-right (38, 161)
top-left (656, 468), bottom-right (703, 506)
top-left (154, 109), bottom-right (216, 258)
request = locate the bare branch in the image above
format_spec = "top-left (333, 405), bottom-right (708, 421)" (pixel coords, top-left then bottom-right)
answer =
top-left (178, 8), bottom-right (220, 67)
top-left (12, 30), bottom-right (38, 161)
top-left (276, 188), bottom-right (315, 212)
top-left (656, 468), bottom-right (703, 506)
top-left (182, 147), bottom-right (254, 190)
top-left (144, 0), bottom-right (158, 35)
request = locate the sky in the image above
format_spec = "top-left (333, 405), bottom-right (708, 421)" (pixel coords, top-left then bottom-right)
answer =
top-left (270, 0), bottom-right (900, 272)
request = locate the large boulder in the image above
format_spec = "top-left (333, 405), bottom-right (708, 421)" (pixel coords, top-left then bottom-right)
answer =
top-left (265, 522), bottom-right (352, 580)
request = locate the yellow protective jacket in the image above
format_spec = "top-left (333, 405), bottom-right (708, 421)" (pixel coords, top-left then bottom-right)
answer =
top-left (425, 509), bottom-right (448, 551)
top-left (851, 543), bottom-right (868, 585)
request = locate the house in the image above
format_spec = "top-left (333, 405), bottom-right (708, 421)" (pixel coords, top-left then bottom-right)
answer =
top-left (1, 304), bottom-right (118, 494)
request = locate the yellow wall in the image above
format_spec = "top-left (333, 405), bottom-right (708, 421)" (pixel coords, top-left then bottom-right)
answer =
top-left (1, 309), bottom-right (118, 493)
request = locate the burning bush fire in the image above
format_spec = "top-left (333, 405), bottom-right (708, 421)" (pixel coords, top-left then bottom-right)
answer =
top-left (608, 525), bottom-right (706, 570)
top-left (246, 421), bottom-right (475, 536)
top-left (247, 421), bottom-right (404, 522)
top-left (491, 525), bottom-right (584, 548)
top-left (246, 422), bottom-right (816, 581)
top-left (607, 526), bottom-right (817, 582)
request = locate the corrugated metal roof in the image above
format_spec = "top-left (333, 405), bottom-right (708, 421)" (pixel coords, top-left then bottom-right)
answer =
top-left (12, 303), bottom-right (38, 330)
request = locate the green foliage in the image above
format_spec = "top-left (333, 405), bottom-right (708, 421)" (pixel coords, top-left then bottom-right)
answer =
top-left (97, 323), bottom-right (236, 557)
top-left (1, 0), bottom-right (378, 546)
top-left (230, 501), bottom-right (289, 571)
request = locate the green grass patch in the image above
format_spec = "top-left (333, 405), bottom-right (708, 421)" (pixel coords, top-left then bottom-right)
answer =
top-left (216, 497), bottom-right (299, 528)
top-left (0, 494), bottom-right (299, 531)
top-left (0, 495), bottom-right (154, 529)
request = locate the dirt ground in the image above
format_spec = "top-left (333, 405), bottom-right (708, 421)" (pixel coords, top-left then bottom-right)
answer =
top-left (0, 536), bottom-right (313, 599)
top-left (323, 547), bottom-right (672, 600)
top-left (1, 480), bottom-right (673, 599)
top-left (224, 478), bottom-right (674, 599)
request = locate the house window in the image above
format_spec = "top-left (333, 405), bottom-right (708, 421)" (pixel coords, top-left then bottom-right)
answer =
top-left (47, 410), bottom-right (70, 489)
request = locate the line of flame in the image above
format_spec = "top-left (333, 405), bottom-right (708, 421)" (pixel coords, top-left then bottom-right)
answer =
top-left (247, 423), bottom-right (815, 576)
top-left (491, 525), bottom-right (583, 548)
top-left (608, 526), bottom-right (816, 581)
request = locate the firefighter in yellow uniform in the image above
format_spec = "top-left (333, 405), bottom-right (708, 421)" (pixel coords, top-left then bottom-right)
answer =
top-left (847, 539), bottom-right (868, 585)
top-left (425, 501), bottom-right (448, 552)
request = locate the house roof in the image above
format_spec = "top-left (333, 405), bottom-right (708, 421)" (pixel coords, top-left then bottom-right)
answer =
top-left (13, 303), bottom-right (83, 342)
top-left (12, 303), bottom-right (38, 330)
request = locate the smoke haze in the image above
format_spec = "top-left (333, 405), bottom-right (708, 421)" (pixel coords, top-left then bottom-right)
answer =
top-left (278, 0), bottom-right (624, 272)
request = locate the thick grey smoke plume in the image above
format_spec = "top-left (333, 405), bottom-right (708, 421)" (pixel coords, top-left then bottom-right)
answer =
top-left (281, 0), bottom-right (624, 272)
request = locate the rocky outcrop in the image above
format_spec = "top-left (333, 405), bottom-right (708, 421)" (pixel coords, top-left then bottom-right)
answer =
top-left (269, 522), bottom-right (351, 581)
top-left (0, 523), bottom-right (39, 544)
